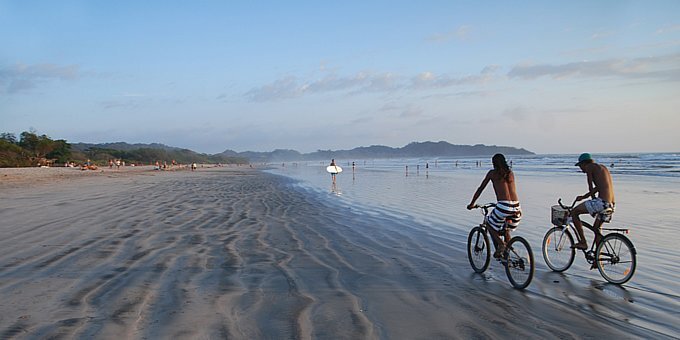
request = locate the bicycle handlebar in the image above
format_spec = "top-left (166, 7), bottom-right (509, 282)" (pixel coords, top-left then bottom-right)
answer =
top-left (470, 203), bottom-right (496, 215)
top-left (470, 203), bottom-right (496, 209)
top-left (558, 198), bottom-right (578, 210)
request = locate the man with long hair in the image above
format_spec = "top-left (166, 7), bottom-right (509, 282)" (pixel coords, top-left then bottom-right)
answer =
top-left (467, 154), bottom-right (522, 258)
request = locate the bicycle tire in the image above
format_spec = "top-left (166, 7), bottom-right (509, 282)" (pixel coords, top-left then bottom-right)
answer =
top-left (596, 233), bottom-right (636, 284)
top-left (467, 226), bottom-right (490, 273)
top-left (542, 227), bottom-right (576, 272)
top-left (504, 236), bottom-right (534, 289)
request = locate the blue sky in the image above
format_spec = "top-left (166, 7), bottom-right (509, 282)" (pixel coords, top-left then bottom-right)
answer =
top-left (2, 1), bottom-right (679, 154)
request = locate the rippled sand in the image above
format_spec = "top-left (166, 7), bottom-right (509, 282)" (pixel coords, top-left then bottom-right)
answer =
top-left (0, 167), bottom-right (672, 339)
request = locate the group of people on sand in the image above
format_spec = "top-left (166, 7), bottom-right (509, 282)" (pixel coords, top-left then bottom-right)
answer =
top-left (467, 153), bottom-right (615, 259)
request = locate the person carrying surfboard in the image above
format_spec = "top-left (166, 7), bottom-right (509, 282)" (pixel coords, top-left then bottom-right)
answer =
top-left (329, 159), bottom-right (338, 183)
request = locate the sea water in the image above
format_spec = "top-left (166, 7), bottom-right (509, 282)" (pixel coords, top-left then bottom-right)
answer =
top-left (267, 153), bottom-right (680, 334)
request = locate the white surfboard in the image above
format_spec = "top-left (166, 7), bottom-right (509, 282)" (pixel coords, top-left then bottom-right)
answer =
top-left (326, 165), bottom-right (343, 174)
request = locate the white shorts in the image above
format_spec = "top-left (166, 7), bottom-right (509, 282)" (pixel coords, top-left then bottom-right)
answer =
top-left (585, 198), bottom-right (615, 222)
top-left (486, 201), bottom-right (522, 232)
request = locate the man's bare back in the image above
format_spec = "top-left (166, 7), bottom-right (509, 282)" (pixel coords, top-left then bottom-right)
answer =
top-left (582, 163), bottom-right (615, 203)
top-left (489, 169), bottom-right (519, 202)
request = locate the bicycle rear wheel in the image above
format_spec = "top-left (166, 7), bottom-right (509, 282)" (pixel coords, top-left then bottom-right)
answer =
top-left (542, 227), bottom-right (575, 272)
top-left (596, 233), bottom-right (636, 284)
top-left (467, 226), bottom-right (490, 273)
top-left (505, 236), bottom-right (534, 289)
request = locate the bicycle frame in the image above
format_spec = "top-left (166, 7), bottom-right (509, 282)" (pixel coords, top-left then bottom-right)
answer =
top-left (555, 198), bottom-right (630, 262)
top-left (475, 204), bottom-right (507, 250)
top-left (469, 203), bottom-right (534, 289)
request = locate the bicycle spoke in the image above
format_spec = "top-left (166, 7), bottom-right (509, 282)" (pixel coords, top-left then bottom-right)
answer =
top-left (596, 234), bottom-right (636, 284)
top-left (542, 227), bottom-right (574, 272)
top-left (555, 232), bottom-right (566, 251)
top-left (505, 237), bottom-right (534, 289)
top-left (468, 227), bottom-right (490, 273)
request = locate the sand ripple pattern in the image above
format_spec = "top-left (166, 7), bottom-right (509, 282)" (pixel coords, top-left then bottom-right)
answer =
top-left (0, 168), bottom-right (671, 339)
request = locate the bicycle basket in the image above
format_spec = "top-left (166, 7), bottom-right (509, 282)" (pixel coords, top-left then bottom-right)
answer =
top-left (551, 205), bottom-right (569, 225)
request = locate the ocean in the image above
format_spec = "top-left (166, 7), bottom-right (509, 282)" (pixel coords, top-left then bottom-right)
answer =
top-left (267, 153), bottom-right (680, 336)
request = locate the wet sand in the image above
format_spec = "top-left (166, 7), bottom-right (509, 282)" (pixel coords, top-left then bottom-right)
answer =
top-left (0, 167), bottom-right (674, 339)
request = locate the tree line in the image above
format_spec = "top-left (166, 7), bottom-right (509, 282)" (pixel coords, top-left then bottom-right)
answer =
top-left (1, 131), bottom-right (71, 167)
top-left (0, 130), bottom-right (248, 168)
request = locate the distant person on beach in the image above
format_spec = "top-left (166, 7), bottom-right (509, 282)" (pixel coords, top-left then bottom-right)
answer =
top-left (570, 153), bottom-right (616, 251)
top-left (467, 153), bottom-right (522, 258)
top-left (330, 159), bottom-right (337, 183)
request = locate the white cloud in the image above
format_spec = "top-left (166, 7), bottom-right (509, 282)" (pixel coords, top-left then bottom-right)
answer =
top-left (591, 31), bottom-right (614, 40)
top-left (399, 107), bottom-right (424, 118)
top-left (100, 97), bottom-right (149, 110)
top-left (244, 66), bottom-right (502, 102)
top-left (0, 63), bottom-right (80, 94)
top-left (379, 102), bottom-right (424, 118)
top-left (244, 71), bottom-right (403, 102)
top-left (655, 24), bottom-right (680, 35)
top-left (507, 53), bottom-right (680, 82)
top-left (409, 68), bottom-right (496, 89)
top-left (426, 25), bottom-right (472, 43)
top-left (244, 75), bottom-right (303, 102)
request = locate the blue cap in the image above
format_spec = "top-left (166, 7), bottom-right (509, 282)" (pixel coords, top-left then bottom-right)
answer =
top-left (575, 153), bottom-right (593, 166)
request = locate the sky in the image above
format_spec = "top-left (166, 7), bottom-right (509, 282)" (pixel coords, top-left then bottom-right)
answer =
top-left (1, 1), bottom-right (679, 154)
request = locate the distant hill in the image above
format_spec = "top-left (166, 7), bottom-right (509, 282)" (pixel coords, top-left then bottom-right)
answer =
top-left (218, 141), bottom-right (534, 163)
top-left (70, 141), bottom-right (533, 164)
top-left (70, 142), bottom-right (248, 165)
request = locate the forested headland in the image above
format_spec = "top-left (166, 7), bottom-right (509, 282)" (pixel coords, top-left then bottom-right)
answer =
top-left (0, 130), bottom-right (247, 168)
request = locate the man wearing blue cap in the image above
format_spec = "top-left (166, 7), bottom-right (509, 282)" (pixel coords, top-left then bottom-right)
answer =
top-left (571, 153), bottom-right (615, 251)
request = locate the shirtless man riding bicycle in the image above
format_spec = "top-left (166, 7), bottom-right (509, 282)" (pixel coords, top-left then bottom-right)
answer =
top-left (571, 153), bottom-right (615, 250)
top-left (467, 154), bottom-right (522, 258)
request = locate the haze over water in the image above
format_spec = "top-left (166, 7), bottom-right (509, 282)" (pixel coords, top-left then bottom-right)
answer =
top-left (268, 153), bottom-right (680, 337)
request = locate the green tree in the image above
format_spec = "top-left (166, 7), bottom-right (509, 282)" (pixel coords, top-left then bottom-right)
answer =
top-left (0, 139), bottom-right (31, 167)
top-left (19, 131), bottom-right (63, 160)
top-left (46, 139), bottom-right (72, 163)
top-left (0, 133), bottom-right (17, 144)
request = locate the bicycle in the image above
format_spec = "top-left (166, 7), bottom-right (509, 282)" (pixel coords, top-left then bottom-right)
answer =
top-left (467, 203), bottom-right (535, 289)
top-left (542, 198), bottom-right (637, 284)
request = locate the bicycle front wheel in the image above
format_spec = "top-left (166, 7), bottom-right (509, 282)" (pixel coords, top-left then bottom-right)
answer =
top-left (542, 227), bottom-right (575, 272)
top-left (505, 236), bottom-right (534, 289)
top-left (596, 233), bottom-right (636, 284)
top-left (467, 226), bottom-right (490, 273)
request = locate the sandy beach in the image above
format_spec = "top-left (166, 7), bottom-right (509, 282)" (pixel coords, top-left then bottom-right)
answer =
top-left (0, 165), bottom-right (675, 339)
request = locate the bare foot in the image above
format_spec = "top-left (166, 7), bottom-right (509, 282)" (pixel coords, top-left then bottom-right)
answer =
top-left (571, 241), bottom-right (587, 250)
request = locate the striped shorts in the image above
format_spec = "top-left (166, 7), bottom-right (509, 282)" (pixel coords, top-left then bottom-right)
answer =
top-left (486, 200), bottom-right (522, 232)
